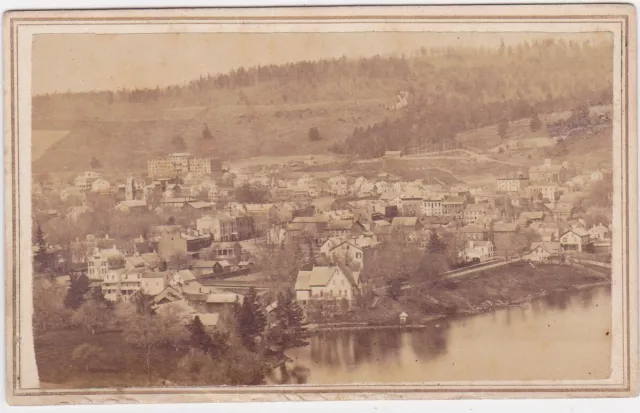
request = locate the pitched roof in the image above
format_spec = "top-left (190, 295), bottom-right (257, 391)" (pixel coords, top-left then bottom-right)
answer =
top-left (142, 271), bottom-right (169, 279)
top-left (309, 266), bottom-right (340, 287)
top-left (186, 202), bottom-right (215, 209)
top-left (154, 299), bottom-right (194, 317)
top-left (460, 224), bottom-right (485, 233)
top-left (563, 227), bottom-right (590, 237)
top-left (311, 197), bottom-right (336, 209)
top-left (373, 219), bottom-right (390, 227)
top-left (117, 200), bottom-right (147, 208)
top-left (327, 219), bottom-right (354, 230)
top-left (140, 253), bottom-right (160, 268)
top-left (519, 211), bottom-right (545, 220)
top-left (529, 241), bottom-right (562, 255)
top-left (294, 271), bottom-right (312, 291)
top-left (493, 222), bottom-right (519, 232)
top-left (126, 256), bottom-right (146, 268)
top-left (192, 260), bottom-right (219, 269)
top-left (380, 191), bottom-right (400, 201)
top-left (391, 217), bottom-right (418, 227)
top-left (152, 286), bottom-right (184, 304)
top-left (206, 292), bottom-right (243, 304)
top-left (177, 269), bottom-right (196, 282)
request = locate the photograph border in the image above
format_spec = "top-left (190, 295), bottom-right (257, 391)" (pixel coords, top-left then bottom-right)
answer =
top-left (4, 4), bottom-right (638, 405)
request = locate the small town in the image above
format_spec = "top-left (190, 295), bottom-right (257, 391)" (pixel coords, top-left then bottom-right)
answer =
top-left (29, 35), bottom-right (615, 387)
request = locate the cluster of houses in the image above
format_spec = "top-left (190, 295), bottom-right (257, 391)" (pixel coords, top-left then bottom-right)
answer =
top-left (35, 152), bottom-right (612, 317)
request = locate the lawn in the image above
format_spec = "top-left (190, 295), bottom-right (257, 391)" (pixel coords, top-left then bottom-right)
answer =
top-left (34, 328), bottom-right (179, 387)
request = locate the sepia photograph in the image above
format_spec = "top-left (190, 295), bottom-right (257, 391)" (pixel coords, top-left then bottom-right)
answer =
top-left (3, 5), bottom-right (638, 405)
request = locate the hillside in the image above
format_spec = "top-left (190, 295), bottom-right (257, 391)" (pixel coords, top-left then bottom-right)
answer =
top-left (33, 38), bottom-right (613, 174)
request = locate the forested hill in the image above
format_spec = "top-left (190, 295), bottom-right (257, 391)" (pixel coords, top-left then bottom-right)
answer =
top-left (33, 38), bottom-right (612, 173)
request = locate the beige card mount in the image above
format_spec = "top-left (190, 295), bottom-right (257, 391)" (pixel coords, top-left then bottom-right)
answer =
top-left (3, 4), bottom-right (638, 405)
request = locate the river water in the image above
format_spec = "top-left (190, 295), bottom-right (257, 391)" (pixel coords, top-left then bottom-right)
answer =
top-left (287, 286), bottom-right (612, 384)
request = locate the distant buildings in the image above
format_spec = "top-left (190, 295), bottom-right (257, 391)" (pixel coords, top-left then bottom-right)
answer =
top-left (74, 171), bottom-right (103, 193)
top-left (529, 159), bottom-right (567, 184)
top-left (147, 152), bottom-right (222, 178)
top-left (496, 173), bottom-right (529, 193)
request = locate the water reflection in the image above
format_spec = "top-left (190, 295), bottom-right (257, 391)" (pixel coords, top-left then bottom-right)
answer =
top-left (309, 329), bottom-right (406, 367)
top-left (542, 291), bottom-right (571, 310)
top-left (409, 322), bottom-right (450, 362)
top-left (288, 286), bottom-right (612, 384)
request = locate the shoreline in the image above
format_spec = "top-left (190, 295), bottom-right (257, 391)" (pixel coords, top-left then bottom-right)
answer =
top-left (307, 280), bottom-right (611, 333)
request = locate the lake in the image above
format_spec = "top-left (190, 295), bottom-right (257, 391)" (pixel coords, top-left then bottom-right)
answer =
top-left (287, 286), bottom-right (612, 383)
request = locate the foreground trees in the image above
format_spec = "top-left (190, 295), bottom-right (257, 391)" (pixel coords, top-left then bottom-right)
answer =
top-left (236, 287), bottom-right (267, 351)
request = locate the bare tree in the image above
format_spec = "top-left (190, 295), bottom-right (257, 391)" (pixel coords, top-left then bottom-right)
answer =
top-left (71, 299), bottom-right (112, 335)
top-left (122, 311), bottom-right (167, 384)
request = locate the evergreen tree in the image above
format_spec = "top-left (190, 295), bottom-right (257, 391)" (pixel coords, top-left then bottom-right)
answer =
top-left (188, 315), bottom-right (214, 354)
top-left (209, 330), bottom-right (231, 359)
top-left (236, 287), bottom-right (266, 351)
top-left (498, 118), bottom-right (510, 140)
top-left (427, 231), bottom-right (446, 254)
top-left (90, 157), bottom-right (102, 169)
top-left (267, 290), bottom-right (309, 381)
top-left (64, 273), bottom-right (91, 310)
top-left (201, 124), bottom-right (213, 140)
top-left (172, 134), bottom-right (186, 151)
top-left (33, 223), bottom-right (49, 271)
top-left (269, 290), bottom-right (309, 351)
top-left (530, 113), bottom-right (543, 132)
top-left (132, 290), bottom-right (155, 315)
top-left (308, 126), bottom-right (322, 141)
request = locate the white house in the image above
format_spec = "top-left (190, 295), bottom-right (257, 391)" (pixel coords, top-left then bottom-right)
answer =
top-left (459, 240), bottom-right (494, 263)
top-left (140, 272), bottom-right (169, 296)
top-left (294, 266), bottom-right (360, 305)
top-left (374, 180), bottom-right (391, 194)
top-left (327, 175), bottom-right (348, 196)
top-left (522, 242), bottom-right (562, 262)
top-left (380, 191), bottom-right (402, 208)
top-left (589, 223), bottom-right (611, 241)
top-left (115, 200), bottom-right (148, 213)
top-left (320, 235), bottom-right (379, 270)
top-left (60, 185), bottom-right (85, 202)
top-left (559, 228), bottom-right (592, 252)
top-left (169, 269), bottom-right (198, 288)
top-left (90, 178), bottom-right (111, 194)
top-left (73, 171), bottom-right (102, 193)
top-left (87, 247), bottom-right (126, 282)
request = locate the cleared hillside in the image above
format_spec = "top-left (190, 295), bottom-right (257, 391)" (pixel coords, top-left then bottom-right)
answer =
top-left (33, 39), bottom-right (613, 173)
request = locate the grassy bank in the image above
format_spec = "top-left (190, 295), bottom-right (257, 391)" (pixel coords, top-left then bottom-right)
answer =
top-left (309, 262), bottom-right (610, 328)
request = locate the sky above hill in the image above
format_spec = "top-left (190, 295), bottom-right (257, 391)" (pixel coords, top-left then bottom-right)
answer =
top-left (32, 31), bottom-right (609, 95)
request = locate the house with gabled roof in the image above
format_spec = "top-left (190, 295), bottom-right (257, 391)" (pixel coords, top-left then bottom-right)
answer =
top-left (152, 286), bottom-right (185, 306)
top-left (523, 242), bottom-right (562, 262)
top-left (459, 224), bottom-right (487, 241)
top-left (459, 240), bottom-right (494, 263)
top-left (320, 234), bottom-right (380, 271)
top-left (560, 227), bottom-right (592, 252)
top-left (294, 265), bottom-right (360, 306)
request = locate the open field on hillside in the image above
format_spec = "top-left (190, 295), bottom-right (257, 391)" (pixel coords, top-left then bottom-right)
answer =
top-left (32, 130), bottom-right (70, 161)
top-left (32, 97), bottom-right (390, 173)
